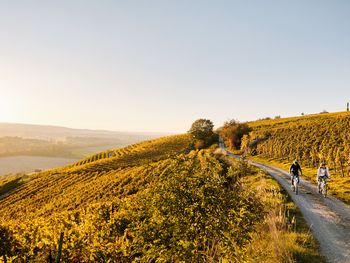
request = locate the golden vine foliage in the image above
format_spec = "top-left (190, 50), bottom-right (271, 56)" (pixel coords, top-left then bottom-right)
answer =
top-left (0, 134), bottom-right (264, 262)
top-left (247, 111), bottom-right (350, 176)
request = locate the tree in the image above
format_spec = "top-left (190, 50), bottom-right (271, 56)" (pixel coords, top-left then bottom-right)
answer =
top-left (188, 119), bottom-right (216, 149)
top-left (188, 119), bottom-right (214, 140)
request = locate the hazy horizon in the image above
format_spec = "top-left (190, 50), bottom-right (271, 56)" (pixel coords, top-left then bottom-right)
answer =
top-left (1, 1), bottom-right (349, 132)
top-left (0, 121), bottom-right (170, 135)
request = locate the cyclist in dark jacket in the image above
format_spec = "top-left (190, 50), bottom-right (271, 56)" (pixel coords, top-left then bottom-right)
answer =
top-left (290, 159), bottom-right (302, 187)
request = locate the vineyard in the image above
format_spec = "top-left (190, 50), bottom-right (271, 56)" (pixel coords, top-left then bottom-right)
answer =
top-left (0, 134), bottom-right (264, 262)
top-left (67, 134), bottom-right (190, 171)
top-left (242, 111), bottom-right (350, 202)
top-left (0, 132), bottom-right (324, 262)
top-left (0, 135), bottom-right (191, 220)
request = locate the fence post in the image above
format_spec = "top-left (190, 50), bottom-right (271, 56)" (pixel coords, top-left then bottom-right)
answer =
top-left (55, 232), bottom-right (64, 263)
top-left (48, 249), bottom-right (53, 263)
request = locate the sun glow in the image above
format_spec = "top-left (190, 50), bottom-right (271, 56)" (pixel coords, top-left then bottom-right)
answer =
top-left (0, 96), bottom-right (15, 122)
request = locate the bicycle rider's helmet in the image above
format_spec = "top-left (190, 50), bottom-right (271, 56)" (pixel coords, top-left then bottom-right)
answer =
top-left (293, 159), bottom-right (298, 164)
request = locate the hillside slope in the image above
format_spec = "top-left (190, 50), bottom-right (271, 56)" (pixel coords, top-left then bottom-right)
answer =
top-left (0, 135), bottom-right (191, 220)
top-left (244, 111), bottom-right (350, 202)
top-left (0, 134), bottom-right (323, 262)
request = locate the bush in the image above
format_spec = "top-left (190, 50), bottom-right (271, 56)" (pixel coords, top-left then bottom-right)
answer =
top-left (113, 152), bottom-right (262, 262)
top-left (219, 120), bottom-right (251, 150)
top-left (0, 225), bottom-right (22, 260)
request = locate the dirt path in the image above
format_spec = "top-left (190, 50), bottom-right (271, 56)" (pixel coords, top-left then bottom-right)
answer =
top-left (219, 143), bottom-right (350, 262)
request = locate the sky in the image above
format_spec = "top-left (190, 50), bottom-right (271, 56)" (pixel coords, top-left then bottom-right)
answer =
top-left (0, 1), bottom-right (350, 133)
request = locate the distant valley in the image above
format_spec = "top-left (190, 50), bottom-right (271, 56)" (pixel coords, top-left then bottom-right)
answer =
top-left (0, 155), bottom-right (78, 176)
top-left (0, 123), bottom-right (165, 176)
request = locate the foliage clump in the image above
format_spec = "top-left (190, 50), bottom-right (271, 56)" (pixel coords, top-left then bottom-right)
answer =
top-left (218, 120), bottom-right (251, 150)
top-left (117, 151), bottom-right (262, 262)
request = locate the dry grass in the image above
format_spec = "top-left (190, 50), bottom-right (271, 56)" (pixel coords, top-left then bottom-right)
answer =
top-left (241, 169), bottom-right (325, 263)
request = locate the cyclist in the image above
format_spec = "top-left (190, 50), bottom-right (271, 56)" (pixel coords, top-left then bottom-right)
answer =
top-left (317, 161), bottom-right (330, 192)
top-left (290, 159), bottom-right (302, 187)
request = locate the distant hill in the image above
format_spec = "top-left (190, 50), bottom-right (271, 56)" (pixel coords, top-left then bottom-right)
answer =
top-left (0, 122), bottom-right (164, 141)
top-left (0, 123), bottom-right (166, 158)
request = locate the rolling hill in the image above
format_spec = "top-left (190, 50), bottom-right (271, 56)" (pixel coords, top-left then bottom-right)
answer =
top-left (0, 133), bottom-right (323, 262)
top-left (0, 123), bottom-right (163, 141)
top-left (243, 111), bottom-right (350, 202)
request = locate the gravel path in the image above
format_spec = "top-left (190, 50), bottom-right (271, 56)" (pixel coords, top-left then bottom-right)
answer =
top-left (223, 148), bottom-right (350, 262)
top-left (248, 160), bottom-right (350, 263)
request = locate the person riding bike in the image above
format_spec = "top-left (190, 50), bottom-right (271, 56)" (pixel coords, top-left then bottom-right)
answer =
top-left (317, 161), bottom-right (330, 192)
top-left (290, 159), bottom-right (302, 187)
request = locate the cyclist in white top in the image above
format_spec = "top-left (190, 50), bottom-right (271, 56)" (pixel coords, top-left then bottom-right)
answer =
top-left (317, 161), bottom-right (330, 191)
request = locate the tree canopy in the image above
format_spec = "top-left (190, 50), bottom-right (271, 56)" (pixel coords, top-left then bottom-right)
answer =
top-left (188, 119), bottom-right (214, 140)
top-left (188, 119), bottom-right (218, 149)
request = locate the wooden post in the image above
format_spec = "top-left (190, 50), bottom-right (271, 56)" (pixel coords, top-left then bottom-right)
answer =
top-left (340, 161), bottom-right (345, 177)
top-left (347, 102), bottom-right (349, 112)
top-left (55, 232), bottom-right (64, 263)
top-left (48, 249), bottom-right (53, 263)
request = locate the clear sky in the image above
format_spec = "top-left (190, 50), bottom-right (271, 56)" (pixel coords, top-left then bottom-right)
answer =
top-left (1, 1), bottom-right (349, 133)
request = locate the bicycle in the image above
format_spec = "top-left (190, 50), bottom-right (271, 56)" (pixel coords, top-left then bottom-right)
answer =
top-left (291, 174), bottom-right (300, 195)
top-left (318, 177), bottom-right (328, 198)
